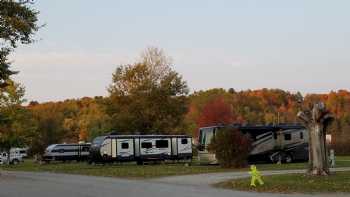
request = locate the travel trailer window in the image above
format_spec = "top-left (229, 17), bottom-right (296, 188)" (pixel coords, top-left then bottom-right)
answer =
top-left (284, 133), bottom-right (291, 141)
top-left (181, 138), bottom-right (188, 144)
top-left (121, 143), bottom-right (129, 149)
top-left (156, 140), bottom-right (168, 148)
top-left (300, 132), bottom-right (304, 139)
top-left (141, 142), bottom-right (152, 149)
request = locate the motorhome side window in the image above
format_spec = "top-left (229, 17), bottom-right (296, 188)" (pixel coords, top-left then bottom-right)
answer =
top-left (181, 138), bottom-right (188, 144)
top-left (156, 140), bottom-right (168, 148)
top-left (300, 132), bottom-right (304, 139)
top-left (284, 133), bottom-right (292, 141)
top-left (141, 142), bottom-right (152, 149)
top-left (121, 143), bottom-right (129, 149)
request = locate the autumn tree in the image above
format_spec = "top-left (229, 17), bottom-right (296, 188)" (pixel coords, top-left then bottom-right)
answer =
top-left (196, 97), bottom-right (235, 137)
top-left (29, 102), bottom-right (66, 155)
top-left (108, 47), bottom-right (189, 134)
top-left (71, 97), bottom-right (111, 141)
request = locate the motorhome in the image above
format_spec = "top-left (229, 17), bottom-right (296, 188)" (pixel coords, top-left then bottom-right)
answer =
top-left (43, 143), bottom-right (91, 162)
top-left (197, 124), bottom-right (309, 164)
top-left (89, 134), bottom-right (192, 164)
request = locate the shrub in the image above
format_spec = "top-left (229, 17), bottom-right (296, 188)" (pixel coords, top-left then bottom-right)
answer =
top-left (208, 127), bottom-right (252, 168)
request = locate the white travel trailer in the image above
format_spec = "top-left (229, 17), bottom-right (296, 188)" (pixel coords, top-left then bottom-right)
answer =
top-left (90, 134), bottom-right (192, 164)
top-left (43, 143), bottom-right (91, 162)
top-left (197, 124), bottom-right (309, 164)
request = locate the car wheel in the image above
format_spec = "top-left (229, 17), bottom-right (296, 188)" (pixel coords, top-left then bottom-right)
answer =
top-left (12, 159), bottom-right (19, 165)
top-left (285, 154), bottom-right (293, 163)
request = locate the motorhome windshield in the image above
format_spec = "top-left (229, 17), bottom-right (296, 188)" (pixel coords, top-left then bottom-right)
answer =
top-left (199, 127), bottom-right (215, 146)
top-left (46, 144), bottom-right (56, 151)
top-left (92, 137), bottom-right (105, 145)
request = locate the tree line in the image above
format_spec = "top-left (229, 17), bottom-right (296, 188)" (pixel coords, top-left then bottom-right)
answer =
top-left (18, 85), bottom-right (350, 155)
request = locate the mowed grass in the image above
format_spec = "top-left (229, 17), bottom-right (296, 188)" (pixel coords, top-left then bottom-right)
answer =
top-left (1, 156), bottom-right (349, 179)
top-left (0, 160), bottom-right (234, 179)
top-left (215, 171), bottom-right (350, 194)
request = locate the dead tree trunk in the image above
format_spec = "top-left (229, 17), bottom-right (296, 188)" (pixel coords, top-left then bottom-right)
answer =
top-left (297, 102), bottom-right (333, 176)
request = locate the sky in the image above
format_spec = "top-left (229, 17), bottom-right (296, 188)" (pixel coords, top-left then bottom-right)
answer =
top-left (10, 0), bottom-right (350, 102)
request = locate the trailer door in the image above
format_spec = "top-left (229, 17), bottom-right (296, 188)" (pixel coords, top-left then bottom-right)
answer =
top-left (171, 138), bottom-right (178, 156)
top-left (177, 137), bottom-right (192, 155)
top-left (112, 139), bottom-right (117, 158)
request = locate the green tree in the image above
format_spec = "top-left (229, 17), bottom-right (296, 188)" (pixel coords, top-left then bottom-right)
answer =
top-left (0, 80), bottom-right (36, 164)
top-left (208, 127), bottom-right (252, 168)
top-left (0, 0), bottom-right (39, 87)
top-left (108, 47), bottom-right (189, 134)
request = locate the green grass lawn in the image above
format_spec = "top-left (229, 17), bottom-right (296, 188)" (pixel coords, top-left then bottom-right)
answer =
top-left (215, 171), bottom-right (350, 194)
top-left (0, 160), bottom-right (234, 179)
top-left (1, 156), bottom-right (349, 179)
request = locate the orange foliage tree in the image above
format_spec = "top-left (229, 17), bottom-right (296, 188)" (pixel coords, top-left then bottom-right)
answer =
top-left (196, 97), bottom-right (236, 137)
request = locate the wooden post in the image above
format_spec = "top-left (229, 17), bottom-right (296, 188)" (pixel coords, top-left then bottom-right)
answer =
top-left (297, 102), bottom-right (333, 176)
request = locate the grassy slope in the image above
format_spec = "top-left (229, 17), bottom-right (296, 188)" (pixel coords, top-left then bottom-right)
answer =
top-left (1, 156), bottom-right (349, 179)
top-left (215, 171), bottom-right (350, 194)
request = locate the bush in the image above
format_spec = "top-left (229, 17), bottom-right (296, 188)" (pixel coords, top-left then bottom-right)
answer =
top-left (208, 127), bottom-right (252, 168)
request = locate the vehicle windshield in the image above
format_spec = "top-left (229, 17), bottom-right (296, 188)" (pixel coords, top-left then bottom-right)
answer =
top-left (92, 136), bottom-right (105, 145)
top-left (46, 144), bottom-right (56, 151)
top-left (199, 128), bottom-right (215, 146)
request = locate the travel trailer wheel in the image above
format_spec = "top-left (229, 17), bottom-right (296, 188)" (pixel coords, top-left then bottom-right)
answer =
top-left (136, 160), bottom-right (143, 165)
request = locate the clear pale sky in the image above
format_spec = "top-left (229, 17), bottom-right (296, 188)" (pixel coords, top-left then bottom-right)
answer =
top-left (10, 0), bottom-right (350, 102)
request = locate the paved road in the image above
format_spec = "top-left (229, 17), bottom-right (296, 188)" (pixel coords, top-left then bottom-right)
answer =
top-left (1, 169), bottom-right (349, 197)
